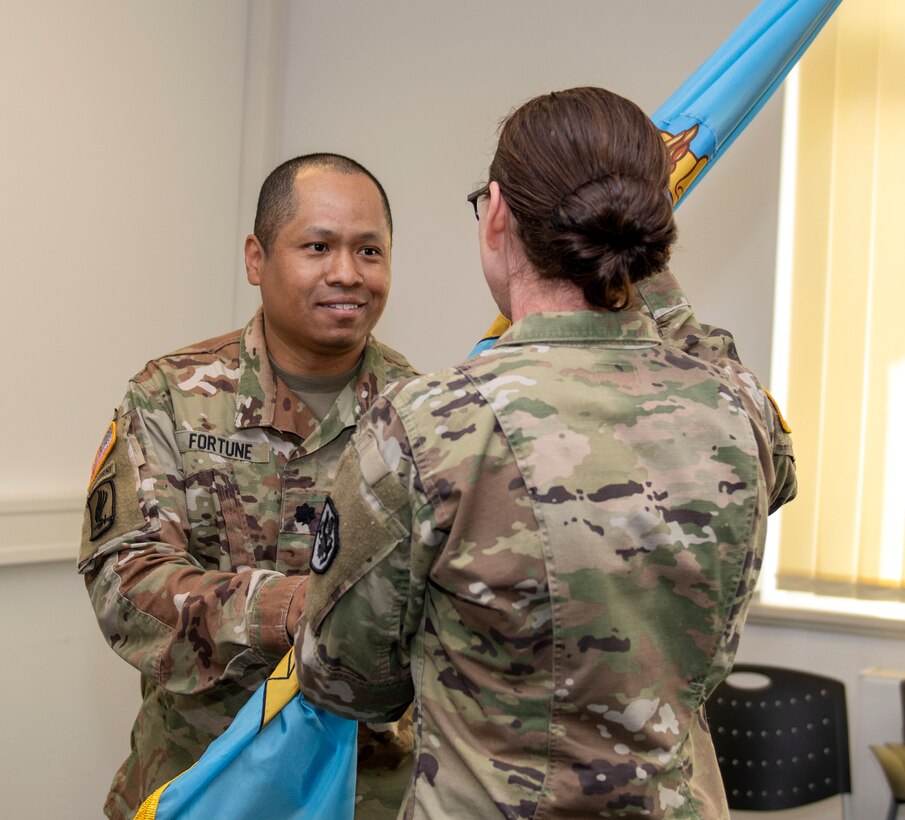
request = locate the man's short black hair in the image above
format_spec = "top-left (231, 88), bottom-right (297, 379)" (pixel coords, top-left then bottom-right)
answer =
top-left (253, 153), bottom-right (392, 253)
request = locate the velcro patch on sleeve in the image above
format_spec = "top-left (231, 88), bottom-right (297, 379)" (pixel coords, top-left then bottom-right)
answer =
top-left (79, 426), bottom-right (155, 568)
top-left (305, 440), bottom-right (410, 635)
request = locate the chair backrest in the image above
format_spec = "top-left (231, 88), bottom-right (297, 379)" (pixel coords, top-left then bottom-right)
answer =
top-left (705, 664), bottom-right (852, 811)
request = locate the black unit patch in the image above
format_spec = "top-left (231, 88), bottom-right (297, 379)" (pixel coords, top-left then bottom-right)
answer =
top-left (88, 480), bottom-right (116, 541)
top-left (310, 497), bottom-right (340, 574)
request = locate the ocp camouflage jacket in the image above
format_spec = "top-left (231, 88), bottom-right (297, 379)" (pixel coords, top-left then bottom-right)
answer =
top-left (300, 270), bottom-right (796, 819)
top-left (79, 308), bottom-right (415, 818)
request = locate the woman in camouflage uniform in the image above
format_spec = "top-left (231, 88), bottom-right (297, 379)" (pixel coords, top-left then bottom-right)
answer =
top-left (298, 87), bottom-right (797, 819)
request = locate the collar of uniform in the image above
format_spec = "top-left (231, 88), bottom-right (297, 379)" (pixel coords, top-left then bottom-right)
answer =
top-left (352, 338), bottom-right (389, 411)
top-left (633, 269), bottom-right (741, 364)
top-left (266, 336), bottom-right (398, 452)
top-left (234, 308), bottom-right (319, 439)
top-left (234, 314), bottom-right (395, 442)
top-left (292, 342), bottom-right (380, 453)
top-left (497, 309), bottom-right (661, 346)
top-left (634, 268), bottom-right (698, 327)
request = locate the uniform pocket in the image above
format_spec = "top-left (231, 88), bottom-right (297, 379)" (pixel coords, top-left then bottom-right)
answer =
top-left (278, 487), bottom-right (326, 574)
top-left (184, 461), bottom-right (255, 571)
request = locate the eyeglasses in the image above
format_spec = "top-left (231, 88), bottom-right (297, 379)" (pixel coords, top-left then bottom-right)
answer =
top-left (466, 184), bottom-right (490, 221)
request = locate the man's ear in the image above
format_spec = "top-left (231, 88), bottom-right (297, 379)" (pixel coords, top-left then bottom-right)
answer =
top-left (483, 181), bottom-right (510, 252)
top-left (245, 234), bottom-right (265, 286)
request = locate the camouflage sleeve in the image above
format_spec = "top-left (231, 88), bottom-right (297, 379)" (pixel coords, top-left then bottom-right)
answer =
top-left (78, 369), bottom-right (304, 695)
top-left (636, 269), bottom-right (797, 512)
top-left (635, 268), bottom-right (742, 364)
top-left (298, 394), bottom-right (443, 723)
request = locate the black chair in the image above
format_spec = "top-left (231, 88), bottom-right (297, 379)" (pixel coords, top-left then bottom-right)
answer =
top-left (705, 664), bottom-right (852, 817)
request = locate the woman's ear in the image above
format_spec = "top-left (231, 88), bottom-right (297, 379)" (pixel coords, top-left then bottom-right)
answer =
top-left (482, 181), bottom-right (510, 251)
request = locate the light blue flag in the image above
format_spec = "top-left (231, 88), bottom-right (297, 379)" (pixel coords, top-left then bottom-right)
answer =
top-left (135, 651), bottom-right (357, 820)
top-left (470, 0), bottom-right (843, 356)
top-left (653, 0), bottom-right (842, 205)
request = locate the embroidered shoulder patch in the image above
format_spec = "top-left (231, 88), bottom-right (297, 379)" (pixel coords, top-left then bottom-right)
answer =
top-left (87, 480), bottom-right (116, 541)
top-left (89, 419), bottom-right (117, 488)
top-left (310, 497), bottom-right (340, 574)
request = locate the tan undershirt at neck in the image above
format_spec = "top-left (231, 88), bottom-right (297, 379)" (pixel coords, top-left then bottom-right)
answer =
top-left (270, 358), bottom-right (359, 422)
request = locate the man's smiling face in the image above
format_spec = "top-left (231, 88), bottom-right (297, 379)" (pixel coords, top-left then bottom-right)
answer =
top-left (246, 166), bottom-right (392, 375)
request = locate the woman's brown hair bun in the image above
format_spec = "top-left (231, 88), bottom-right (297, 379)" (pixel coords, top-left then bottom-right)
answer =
top-left (489, 86), bottom-right (677, 311)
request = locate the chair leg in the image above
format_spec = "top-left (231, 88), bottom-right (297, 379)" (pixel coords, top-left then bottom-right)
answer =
top-left (835, 792), bottom-right (854, 820)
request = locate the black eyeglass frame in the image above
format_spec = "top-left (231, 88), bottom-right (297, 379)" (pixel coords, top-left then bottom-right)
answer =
top-left (466, 184), bottom-right (490, 221)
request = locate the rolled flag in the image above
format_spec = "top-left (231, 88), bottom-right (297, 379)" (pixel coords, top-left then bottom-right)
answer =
top-left (655, 0), bottom-right (842, 204)
top-left (470, 0), bottom-right (844, 356)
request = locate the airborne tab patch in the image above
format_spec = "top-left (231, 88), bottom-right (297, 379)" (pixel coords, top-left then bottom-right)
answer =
top-left (89, 419), bottom-right (117, 488)
top-left (311, 497), bottom-right (340, 574)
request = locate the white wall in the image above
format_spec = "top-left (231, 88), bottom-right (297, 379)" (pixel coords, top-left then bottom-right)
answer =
top-left (0, 1), bottom-right (898, 818)
top-left (0, 1), bottom-right (258, 815)
top-left (0, 0), bottom-right (251, 500)
top-left (282, 0), bottom-right (781, 382)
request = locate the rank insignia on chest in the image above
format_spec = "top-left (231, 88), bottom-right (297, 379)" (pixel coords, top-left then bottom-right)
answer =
top-left (311, 497), bottom-right (340, 574)
top-left (89, 419), bottom-right (117, 488)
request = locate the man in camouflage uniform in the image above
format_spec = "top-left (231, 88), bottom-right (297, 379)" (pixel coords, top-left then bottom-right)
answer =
top-left (79, 154), bottom-right (415, 819)
top-left (297, 265), bottom-right (797, 818)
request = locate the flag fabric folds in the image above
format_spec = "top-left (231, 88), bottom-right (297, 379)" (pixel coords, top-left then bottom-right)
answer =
top-left (134, 651), bottom-right (357, 820)
top-left (470, 0), bottom-right (843, 355)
